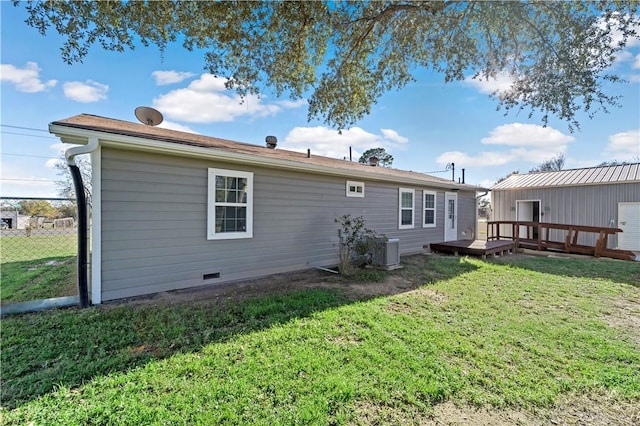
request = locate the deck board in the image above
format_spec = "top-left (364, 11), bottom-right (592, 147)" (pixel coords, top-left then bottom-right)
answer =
top-left (427, 240), bottom-right (515, 258)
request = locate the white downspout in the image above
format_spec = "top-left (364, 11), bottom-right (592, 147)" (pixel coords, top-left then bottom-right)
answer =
top-left (65, 137), bottom-right (100, 167)
top-left (65, 137), bottom-right (101, 304)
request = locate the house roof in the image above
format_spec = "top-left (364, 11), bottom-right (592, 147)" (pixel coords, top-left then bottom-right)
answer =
top-left (491, 163), bottom-right (640, 190)
top-left (50, 114), bottom-right (484, 192)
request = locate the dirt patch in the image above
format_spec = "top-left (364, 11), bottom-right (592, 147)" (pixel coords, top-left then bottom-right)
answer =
top-left (104, 266), bottom-right (427, 310)
top-left (351, 395), bottom-right (640, 426)
top-left (411, 288), bottom-right (448, 305)
top-left (602, 294), bottom-right (640, 347)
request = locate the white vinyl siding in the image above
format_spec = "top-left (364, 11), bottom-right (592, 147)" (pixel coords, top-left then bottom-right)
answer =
top-left (208, 168), bottom-right (253, 240)
top-left (398, 188), bottom-right (415, 229)
top-left (346, 180), bottom-right (365, 197)
top-left (423, 190), bottom-right (436, 228)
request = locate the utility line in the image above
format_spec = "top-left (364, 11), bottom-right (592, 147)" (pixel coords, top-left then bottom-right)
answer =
top-left (1, 153), bottom-right (59, 159)
top-left (0, 178), bottom-right (57, 182)
top-left (1, 130), bottom-right (57, 139)
top-left (0, 124), bottom-right (49, 132)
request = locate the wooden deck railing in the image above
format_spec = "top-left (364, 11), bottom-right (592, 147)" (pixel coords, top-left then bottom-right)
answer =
top-left (487, 221), bottom-right (636, 261)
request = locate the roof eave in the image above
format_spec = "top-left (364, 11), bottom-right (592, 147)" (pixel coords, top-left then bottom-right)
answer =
top-left (50, 123), bottom-right (482, 192)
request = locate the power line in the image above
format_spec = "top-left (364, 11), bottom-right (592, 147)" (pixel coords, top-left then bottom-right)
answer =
top-left (1, 153), bottom-right (59, 159)
top-left (0, 178), bottom-right (57, 183)
top-left (0, 124), bottom-right (49, 133)
top-left (1, 130), bottom-right (57, 139)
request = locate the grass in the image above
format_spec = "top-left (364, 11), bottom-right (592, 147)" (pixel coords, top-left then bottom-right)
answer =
top-left (1, 254), bottom-right (639, 424)
top-left (1, 234), bottom-right (77, 303)
top-left (0, 234), bottom-right (76, 263)
top-left (0, 257), bottom-right (77, 304)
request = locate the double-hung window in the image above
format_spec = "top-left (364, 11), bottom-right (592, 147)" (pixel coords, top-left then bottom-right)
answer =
top-left (207, 168), bottom-right (253, 240)
top-left (423, 190), bottom-right (436, 228)
top-left (398, 188), bottom-right (415, 229)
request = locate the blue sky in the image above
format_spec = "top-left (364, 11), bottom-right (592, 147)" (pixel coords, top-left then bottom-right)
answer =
top-left (1, 2), bottom-right (639, 198)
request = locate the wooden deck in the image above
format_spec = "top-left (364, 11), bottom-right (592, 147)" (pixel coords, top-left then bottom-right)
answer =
top-left (487, 221), bottom-right (637, 261)
top-left (427, 240), bottom-right (515, 259)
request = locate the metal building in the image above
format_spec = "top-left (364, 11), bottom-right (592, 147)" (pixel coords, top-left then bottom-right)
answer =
top-left (491, 164), bottom-right (640, 250)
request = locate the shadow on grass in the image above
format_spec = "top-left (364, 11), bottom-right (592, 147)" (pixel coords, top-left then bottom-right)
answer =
top-left (0, 256), bottom-right (77, 305)
top-left (1, 254), bottom-right (478, 409)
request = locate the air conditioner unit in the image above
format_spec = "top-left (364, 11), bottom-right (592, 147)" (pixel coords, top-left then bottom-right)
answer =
top-left (372, 238), bottom-right (401, 270)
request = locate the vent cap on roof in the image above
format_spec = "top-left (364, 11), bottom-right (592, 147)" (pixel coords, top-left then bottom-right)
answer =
top-left (266, 135), bottom-right (277, 149)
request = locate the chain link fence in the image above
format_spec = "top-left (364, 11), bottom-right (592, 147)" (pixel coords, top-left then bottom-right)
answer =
top-left (1, 197), bottom-right (78, 304)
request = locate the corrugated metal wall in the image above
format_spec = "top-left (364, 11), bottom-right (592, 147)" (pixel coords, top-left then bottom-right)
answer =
top-left (100, 147), bottom-right (477, 301)
top-left (491, 183), bottom-right (640, 247)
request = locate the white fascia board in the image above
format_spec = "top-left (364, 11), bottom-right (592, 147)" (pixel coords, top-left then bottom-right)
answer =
top-left (49, 124), bottom-right (477, 191)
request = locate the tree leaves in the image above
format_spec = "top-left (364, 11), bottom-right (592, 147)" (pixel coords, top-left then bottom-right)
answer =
top-left (15, 0), bottom-right (640, 130)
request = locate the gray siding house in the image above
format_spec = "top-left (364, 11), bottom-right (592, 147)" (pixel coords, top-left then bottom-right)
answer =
top-left (51, 114), bottom-right (482, 304)
top-left (491, 164), bottom-right (640, 250)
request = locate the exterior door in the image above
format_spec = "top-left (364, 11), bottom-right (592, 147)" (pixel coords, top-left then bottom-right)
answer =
top-left (444, 192), bottom-right (458, 241)
top-left (618, 202), bottom-right (640, 251)
top-left (516, 200), bottom-right (540, 239)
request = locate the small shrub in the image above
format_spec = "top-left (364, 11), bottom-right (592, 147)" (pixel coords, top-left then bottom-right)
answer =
top-left (335, 214), bottom-right (379, 275)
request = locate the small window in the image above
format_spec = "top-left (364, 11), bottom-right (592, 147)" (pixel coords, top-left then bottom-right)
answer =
top-left (346, 181), bottom-right (365, 198)
top-left (423, 191), bottom-right (436, 228)
top-left (207, 168), bottom-right (253, 240)
top-left (398, 188), bottom-right (415, 229)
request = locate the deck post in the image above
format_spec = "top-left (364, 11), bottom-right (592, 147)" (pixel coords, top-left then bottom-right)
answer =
top-left (537, 222), bottom-right (542, 250)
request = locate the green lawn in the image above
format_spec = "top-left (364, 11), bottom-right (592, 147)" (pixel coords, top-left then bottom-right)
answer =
top-left (1, 255), bottom-right (639, 424)
top-left (1, 234), bottom-right (77, 303)
top-left (0, 257), bottom-right (77, 304)
top-left (0, 234), bottom-right (76, 263)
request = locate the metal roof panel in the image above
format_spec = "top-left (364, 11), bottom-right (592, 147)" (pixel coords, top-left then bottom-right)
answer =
top-left (491, 163), bottom-right (640, 190)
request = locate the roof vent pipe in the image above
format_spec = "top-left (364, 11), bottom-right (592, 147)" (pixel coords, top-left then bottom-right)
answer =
top-left (369, 156), bottom-right (379, 167)
top-left (266, 135), bottom-right (277, 149)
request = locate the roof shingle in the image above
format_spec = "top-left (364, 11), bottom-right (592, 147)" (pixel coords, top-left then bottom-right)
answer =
top-left (51, 114), bottom-right (484, 191)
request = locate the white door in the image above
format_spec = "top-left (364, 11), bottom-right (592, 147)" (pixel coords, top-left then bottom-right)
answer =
top-left (445, 192), bottom-right (458, 241)
top-left (516, 200), bottom-right (540, 239)
top-left (618, 202), bottom-right (640, 251)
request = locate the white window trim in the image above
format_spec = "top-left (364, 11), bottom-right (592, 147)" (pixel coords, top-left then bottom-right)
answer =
top-left (346, 180), bottom-right (365, 198)
top-left (423, 190), bottom-right (437, 228)
top-left (398, 188), bottom-right (415, 229)
top-left (207, 168), bottom-right (254, 240)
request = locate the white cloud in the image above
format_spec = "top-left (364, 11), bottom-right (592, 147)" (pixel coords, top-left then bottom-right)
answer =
top-left (152, 70), bottom-right (195, 85)
top-left (604, 129), bottom-right (640, 159)
top-left (278, 99), bottom-right (308, 109)
top-left (380, 128), bottom-right (408, 144)
top-left (481, 123), bottom-right (574, 147)
top-left (49, 142), bottom-right (67, 154)
top-left (46, 158), bottom-right (64, 169)
top-left (464, 71), bottom-right (514, 95)
top-left (0, 160), bottom-right (58, 198)
top-left (437, 123), bottom-right (573, 168)
top-left (153, 74), bottom-right (305, 123)
top-left (436, 151), bottom-right (516, 168)
top-left (281, 126), bottom-right (408, 160)
top-left (633, 54), bottom-right (640, 69)
top-left (157, 120), bottom-right (198, 133)
top-left (0, 62), bottom-right (57, 93)
top-left (597, 13), bottom-right (640, 49)
top-left (63, 80), bottom-right (109, 102)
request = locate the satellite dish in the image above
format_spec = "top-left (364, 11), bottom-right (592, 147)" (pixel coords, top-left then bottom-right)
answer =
top-left (135, 106), bottom-right (163, 126)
